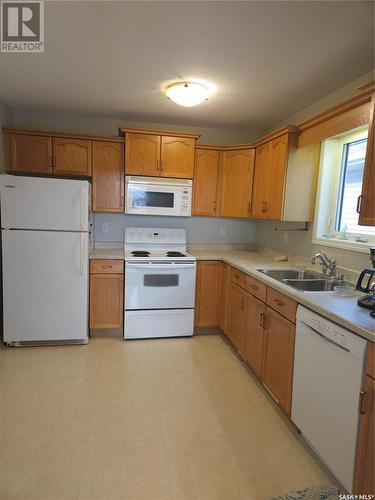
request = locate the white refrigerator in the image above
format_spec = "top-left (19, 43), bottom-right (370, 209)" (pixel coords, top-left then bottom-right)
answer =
top-left (0, 175), bottom-right (90, 345)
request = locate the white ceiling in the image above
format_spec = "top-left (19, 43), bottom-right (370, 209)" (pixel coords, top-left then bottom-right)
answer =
top-left (0, 1), bottom-right (373, 131)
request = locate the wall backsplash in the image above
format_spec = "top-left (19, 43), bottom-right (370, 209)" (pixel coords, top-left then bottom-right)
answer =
top-left (255, 220), bottom-right (369, 273)
top-left (94, 213), bottom-right (256, 246)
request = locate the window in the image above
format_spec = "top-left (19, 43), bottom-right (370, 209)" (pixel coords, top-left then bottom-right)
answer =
top-left (313, 126), bottom-right (375, 252)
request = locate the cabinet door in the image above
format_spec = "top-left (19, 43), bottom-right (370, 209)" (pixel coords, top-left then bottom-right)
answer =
top-left (125, 133), bottom-right (161, 176)
top-left (358, 95), bottom-right (375, 226)
top-left (53, 138), bottom-right (92, 176)
top-left (8, 133), bottom-right (53, 174)
top-left (353, 374), bottom-right (374, 494)
top-left (161, 136), bottom-right (195, 178)
top-left (262, 306), bottom-right (295, 414)
top-left (218, 149), bottom-right (254, 218)
top-left (252, 141), bottom-right (271, 218)
top-left (192, 149), bottom-right (219, 216)
top-left (92, 141), bottom-right (124, 212)
top-left (218, 262), bottom-right (230, 335)
top-left (245, 294), bottom-right (266, 378)
top-left (267, 134), bottom-right (288, 220)
top-left (195, 261), bottom-right (220, 327)
top-left (90, 273), bottom-right (124, 328)
top-left (228, 282), bottom-right (247, 353)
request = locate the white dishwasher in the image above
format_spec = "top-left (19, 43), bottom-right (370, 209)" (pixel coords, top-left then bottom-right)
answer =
top-left (292, 306), bottom-right (367, 492)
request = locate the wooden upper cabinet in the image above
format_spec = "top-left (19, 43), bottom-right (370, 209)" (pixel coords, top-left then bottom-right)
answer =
top-left (92, 141), bottom-right (124, 213)
top-left (7, 133), bottom-right (53, 174)
top-left (252, 141), bottom-right (271, 218)
top-left (262, 306), bottom-right (296, 415)
top-left (125, 133), bottom-right (161, 177)
top-left (217, 149), bottom-right (255, 218)
top-left (192, 148), bottom-right (219, 216)
top-left (251, 129), bottom-right (320, 222)
top-left (53, 138), bottom-right (92, 176)
top-left (161, 136), bottom-right (195, 178)
top-left (358, 94), bottom-right (375, 226)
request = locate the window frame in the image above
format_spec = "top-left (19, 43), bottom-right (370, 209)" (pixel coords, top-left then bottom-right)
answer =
top-left (312, 126), bottom-right (374, 254)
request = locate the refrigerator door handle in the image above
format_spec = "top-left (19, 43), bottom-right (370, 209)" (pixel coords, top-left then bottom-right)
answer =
top-left (80, 233), bottom-right (84, 275)
top-left (80, 187), bottom-right (84, 232)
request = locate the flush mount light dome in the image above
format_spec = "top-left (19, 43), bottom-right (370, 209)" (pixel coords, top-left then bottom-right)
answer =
top-left (165, 81), bottom-right (209, 107)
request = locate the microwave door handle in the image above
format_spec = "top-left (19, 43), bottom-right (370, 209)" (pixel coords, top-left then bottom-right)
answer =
top-left (126, 263), bottom-right (195, 270)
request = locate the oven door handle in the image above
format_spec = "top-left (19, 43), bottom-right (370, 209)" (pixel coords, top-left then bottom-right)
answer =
top-left (126, 263), bottom-right (196, 270)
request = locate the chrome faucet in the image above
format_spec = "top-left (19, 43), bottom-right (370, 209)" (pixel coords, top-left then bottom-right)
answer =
top-left (311, 251), bottom-right (337, 279)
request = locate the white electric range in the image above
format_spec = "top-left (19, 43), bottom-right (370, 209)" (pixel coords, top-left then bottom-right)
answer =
top-left (124, 227), bottom-right (196, 339)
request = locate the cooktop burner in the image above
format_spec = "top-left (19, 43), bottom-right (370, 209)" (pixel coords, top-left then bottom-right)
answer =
top-left (131, 251), bottom-right (150, 257)
top-left (166, 251), bottom-right (186, 257)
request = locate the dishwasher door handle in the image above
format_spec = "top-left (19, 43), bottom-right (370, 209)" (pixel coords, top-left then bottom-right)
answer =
top-left (301, 320), bottom-right (350, 353)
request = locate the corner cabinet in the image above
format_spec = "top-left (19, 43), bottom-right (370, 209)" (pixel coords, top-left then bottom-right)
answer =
top-left (89, 260), bottom-right (124, 329)
top-left (122, 128), bottom-right (200, 179)
top-left (92, 141), bottom-right (124, 212)
top-left (251, 128), bottom-right (320, 222)
top-left (217, 148), bottom-right (255, 218)
top-left (192, 148), bottom-right (220, 216)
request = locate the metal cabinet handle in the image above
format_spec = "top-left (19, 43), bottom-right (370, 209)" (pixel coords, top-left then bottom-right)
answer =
top-left (121, 195), bottom-right (124, 207)
top-left (240, 297), bottom-right (245, 310)
top-left (260, 312), bottom-right (265, 328)
top-left (213, 200), bottom-right (216, 213)
top-left (359, 390), bottom-right (368, 414)
top-left (48, 156), bottom-right (53, 169)
top-left (356, 195), bottom-right (363, 214)
top-left (261, 201), bottom-right (268, 213)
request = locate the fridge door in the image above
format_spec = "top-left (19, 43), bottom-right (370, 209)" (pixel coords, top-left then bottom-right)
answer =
top-left (0, 175), bottom-right (89, 231)
top-left (2, 230), bottom-right (88, 343)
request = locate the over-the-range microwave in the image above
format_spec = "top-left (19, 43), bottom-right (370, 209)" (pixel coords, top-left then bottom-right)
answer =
top-left (125, 176), bottom-right (192, 217)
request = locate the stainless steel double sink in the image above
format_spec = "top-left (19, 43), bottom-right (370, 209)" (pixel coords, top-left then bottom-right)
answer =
top-left (258, 268), bottom-right (336, 292)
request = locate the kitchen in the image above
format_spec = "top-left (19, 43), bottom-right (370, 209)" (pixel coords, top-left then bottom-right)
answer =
top-left (0, 2), bottom-right (374, 500)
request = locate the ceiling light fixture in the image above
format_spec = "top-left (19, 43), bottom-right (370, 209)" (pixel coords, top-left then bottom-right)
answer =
top-left (165, 81), bottom-right (210, 107)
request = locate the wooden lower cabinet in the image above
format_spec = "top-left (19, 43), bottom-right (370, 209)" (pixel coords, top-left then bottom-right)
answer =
top-left (353, 342), bottom-right (374, 494)
top-left (194, 261), bottom-right (221, 328)
top-left (244, 293), bottom-right (266, 378)
top-left (262, 306), bottom-right (296, 415)
top-left (218, 262), bottom-right (230, 335)
top-left (89, 260), bottom-right (124, 329)
top-left (228, 282), bottom-right (247, 353)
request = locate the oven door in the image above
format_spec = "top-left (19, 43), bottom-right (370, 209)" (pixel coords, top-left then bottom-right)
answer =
top-left (125, 181), bottom-right (191, 216)
top-left (125, 262), bottom-right (196, 310)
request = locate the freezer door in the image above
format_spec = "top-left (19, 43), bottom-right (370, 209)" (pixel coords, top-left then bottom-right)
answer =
top-left (0, 175), bottom-right (89, 231)
top-left (2, 230), bottom-right (88, 343)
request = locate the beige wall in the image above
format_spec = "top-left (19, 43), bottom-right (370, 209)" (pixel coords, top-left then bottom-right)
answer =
top-left (9, 108), bottom-right (259, 145)
top-left (255, 70), bottom-right (374, 272)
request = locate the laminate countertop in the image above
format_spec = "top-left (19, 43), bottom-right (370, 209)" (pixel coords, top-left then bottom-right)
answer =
top-left (191, 249), bottom-right (374, 343)
top-left (90, 248), bottom-right (125, 260)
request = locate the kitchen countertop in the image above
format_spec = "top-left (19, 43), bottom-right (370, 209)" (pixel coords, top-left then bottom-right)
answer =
top-left (90, 246), bottom-right (374, 342)
top-left (191, 249), bottom-right (375, 343)
top-left (90, 248), bottom-right (124, 260)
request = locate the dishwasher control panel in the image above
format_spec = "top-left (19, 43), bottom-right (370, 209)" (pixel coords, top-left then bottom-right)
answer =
top-left (296, 305), bottom-right (366, 356)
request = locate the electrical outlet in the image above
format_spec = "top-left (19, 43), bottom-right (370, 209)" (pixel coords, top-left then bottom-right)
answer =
top-left (283, 232), bottom-right (288, 243)
top-left (103, 223), bottom-right (109, 233)
top-left (220, 226), bottom-right (227, 237)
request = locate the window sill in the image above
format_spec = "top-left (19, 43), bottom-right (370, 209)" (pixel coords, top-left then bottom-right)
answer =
top-left (312, 235), bottom-right (374, 254)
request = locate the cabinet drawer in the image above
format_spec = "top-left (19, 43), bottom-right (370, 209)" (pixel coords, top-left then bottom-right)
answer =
top-left (266, 287), bottom-right (297, 323)
top-left (367, 342), bottom-right (374, 379)
top-left (90, 259), bottom-right (123, 274)
top-left (230, 267), bottom-right (246, 289)
top-left (245, 276), bottom-right (266, 302)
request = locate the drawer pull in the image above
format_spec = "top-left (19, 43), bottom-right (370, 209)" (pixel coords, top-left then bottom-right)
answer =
top-left (274, 298), bottom-right (285, 306)
top-left (260, 312), bottom-right (265, 328)
top-left (250, 285), bottom-right (258, 290)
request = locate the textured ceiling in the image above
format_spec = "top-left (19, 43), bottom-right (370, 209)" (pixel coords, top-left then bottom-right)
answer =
top-left (0, 1), bottom-right (374, 130)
